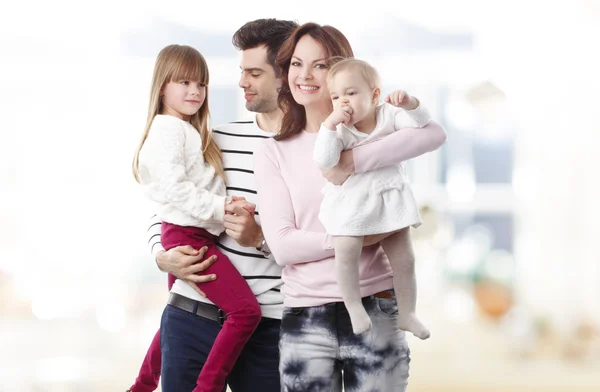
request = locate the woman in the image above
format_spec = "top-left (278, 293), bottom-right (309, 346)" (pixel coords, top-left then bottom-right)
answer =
top-left (254, 23), bottom-right (447, 391)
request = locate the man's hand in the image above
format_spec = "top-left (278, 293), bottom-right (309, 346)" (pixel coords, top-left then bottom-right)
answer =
top-left (224, 200), bottom-right (263, 248)
top-left (385, 90), bottom-right (419, 110)
top-left (156, 245), bottom-right (217, 297)
top-left (321, 149), bottom-right (355, 186)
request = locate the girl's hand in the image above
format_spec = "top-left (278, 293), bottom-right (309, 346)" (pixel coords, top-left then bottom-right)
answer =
top-left (230, 195), bottom-right (255, 215)
top-left (385, 90), bottom-right (419, 110)
top-left (323, 105), bottom-right (353, 130)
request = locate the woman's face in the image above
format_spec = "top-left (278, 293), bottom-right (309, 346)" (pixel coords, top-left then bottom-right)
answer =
top-left (288, 35), bottom-right (331, 108)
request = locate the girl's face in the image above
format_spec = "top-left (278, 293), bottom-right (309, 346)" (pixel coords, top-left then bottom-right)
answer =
top-left (288, 35), bottom-right (331, 109)
top-left (161, 79), bottom-right (206, 121)
top-left (329, 69), bottom-right (378, 128)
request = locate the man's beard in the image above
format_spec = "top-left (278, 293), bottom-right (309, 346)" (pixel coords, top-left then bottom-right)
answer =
top-left (246, 96), bottom-right (275, 113)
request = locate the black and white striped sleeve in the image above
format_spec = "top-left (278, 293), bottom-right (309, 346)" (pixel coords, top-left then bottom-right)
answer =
top-left (147, 215), bottom-right (163, 256)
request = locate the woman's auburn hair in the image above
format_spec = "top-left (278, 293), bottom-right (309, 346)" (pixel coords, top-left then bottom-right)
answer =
top-left (275, 23), bottom-right (354, 142)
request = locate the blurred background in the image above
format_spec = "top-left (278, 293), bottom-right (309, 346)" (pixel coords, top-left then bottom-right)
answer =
top-left (1, 0), bottom-right (599, 391)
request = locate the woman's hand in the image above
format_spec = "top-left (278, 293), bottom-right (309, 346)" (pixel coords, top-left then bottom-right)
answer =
top-left (321, 149), bottom-right (355, 186)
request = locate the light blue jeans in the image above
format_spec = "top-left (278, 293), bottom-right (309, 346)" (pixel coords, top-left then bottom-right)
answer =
top-left (279, 289), bottom-right (411, 391)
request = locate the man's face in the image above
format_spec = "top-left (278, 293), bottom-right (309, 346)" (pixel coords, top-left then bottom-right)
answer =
top-left (238, 44), bottom-right (282, 113)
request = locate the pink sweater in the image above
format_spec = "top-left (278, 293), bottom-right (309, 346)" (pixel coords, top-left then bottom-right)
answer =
top-left (254, 121), bottom-right (447, 307)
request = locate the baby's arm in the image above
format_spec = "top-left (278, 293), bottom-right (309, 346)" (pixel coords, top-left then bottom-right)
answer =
top-left (148, 121), bottom-right (229, 222)
top-left (384, 89), bottom-right (432, 129)
top-left (313, 105), bottom-right (353, 168)
top-left (352, 91), bottom-right (445, 173)
top-left (392, 103), bottom-right (431, 130)
top-left (313, 125), bottom-right (345, 169)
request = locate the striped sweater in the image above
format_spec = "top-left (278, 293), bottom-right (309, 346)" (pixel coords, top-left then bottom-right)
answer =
top-left (148, 119), bottom-right (283, 319)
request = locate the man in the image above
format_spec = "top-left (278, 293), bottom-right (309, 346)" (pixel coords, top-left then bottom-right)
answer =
top-left (128, 19), bottom-right (298, 392)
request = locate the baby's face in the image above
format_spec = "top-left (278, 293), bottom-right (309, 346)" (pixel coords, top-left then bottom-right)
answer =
top-left (328, 69), bottom-right (377, 126)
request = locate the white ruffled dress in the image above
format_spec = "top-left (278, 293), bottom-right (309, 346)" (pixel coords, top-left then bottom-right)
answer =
top-left (313, 103), bottom-right (431, 236)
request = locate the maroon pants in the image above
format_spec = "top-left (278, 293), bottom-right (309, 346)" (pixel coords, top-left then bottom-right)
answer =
top-left (129, 223), bottom-right (262, 392)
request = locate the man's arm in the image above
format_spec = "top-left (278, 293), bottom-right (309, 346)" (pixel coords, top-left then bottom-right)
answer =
top-left (155, 246), bottom-right (217, 297)
top-left (145, 215), bottom-right (218, 297)
top-left (224, 199), bottom-right (264, 249)
top-left (147, 214), bottom-right (164, 260)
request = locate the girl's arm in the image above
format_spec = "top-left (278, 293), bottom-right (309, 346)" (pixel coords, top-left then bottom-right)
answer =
top-left (313, 124), bottom-right (345, 169)
top-left (254, 141), bottom-right (335, 267)
top-left (149, 121), bottom-right (229, 222)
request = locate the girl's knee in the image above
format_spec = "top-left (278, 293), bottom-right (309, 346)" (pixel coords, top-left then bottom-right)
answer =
top-left (230, 299), bottom-right (262, 328)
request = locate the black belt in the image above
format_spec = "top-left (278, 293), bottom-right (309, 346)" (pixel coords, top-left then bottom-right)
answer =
top-left (167, 292), bottom-right (227, 326)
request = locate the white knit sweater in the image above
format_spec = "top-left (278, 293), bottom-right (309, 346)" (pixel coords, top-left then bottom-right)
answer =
top-left (138, 114), bottom-right (228, 236)
top-left (147, 119), bottom-right (284, 318)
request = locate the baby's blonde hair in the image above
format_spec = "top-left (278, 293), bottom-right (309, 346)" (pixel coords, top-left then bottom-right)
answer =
top-left (326, 57), bottom-right (381, 90)
top-left (132, 44), bottom-right (224, 183)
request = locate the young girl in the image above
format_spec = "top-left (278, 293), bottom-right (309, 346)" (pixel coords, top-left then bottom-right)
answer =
top-left (313, 57), bottom-right (431, 339)
top-left (131, 44), bottom-right (262, 392)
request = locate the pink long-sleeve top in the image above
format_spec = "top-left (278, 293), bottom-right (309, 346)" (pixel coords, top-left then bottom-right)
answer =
top-left (254, 120), bottom-right (447, 307)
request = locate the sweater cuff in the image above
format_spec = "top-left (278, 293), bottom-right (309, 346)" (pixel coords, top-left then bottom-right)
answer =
top-left (212, 195), bottom-right (228, 222)
top-left (404, 103), bottom-right (431, 128)
top-left (321, 122), bottom-right (337, 132)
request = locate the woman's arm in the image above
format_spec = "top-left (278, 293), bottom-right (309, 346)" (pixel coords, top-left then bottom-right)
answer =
top-left (254, 141), bottom-right (335, 267)
top-left (322, 120), bottom-right (447, 185)
top-left (353, 118), bottom-right (447, 174)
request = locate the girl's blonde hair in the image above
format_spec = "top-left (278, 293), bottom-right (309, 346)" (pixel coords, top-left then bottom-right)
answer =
top-left (132, 44), bottom-right (224, 183)
top-left (326, 57), bottom-right (381, 90)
